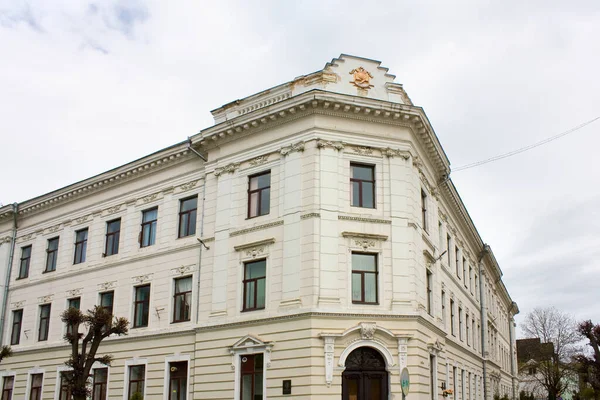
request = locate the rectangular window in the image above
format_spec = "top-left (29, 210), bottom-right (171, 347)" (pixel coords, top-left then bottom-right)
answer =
top-left (10, 309), bottom-right (22, 345)
top-left (466, 313), bottom-right (470, 346)
top-left (452, 367), bottom-right (457, 400)
top-left (73, 228), bottom-right (88, 264)
top-left (351, 253), bottom-right (378, 304)
top-left (29, 373), bottom-right (43, 400)
top-left (446, 235), bottom-right (451, 265)
top-left (441, 291), bottom-right (446, 326)
top-left (92, 368), bottom-right (108, 400)
top-left (104, 219), bottom-right (121, 256)
top-left (455, 247), bottom-right (460, 277)
top-left (133, 285), bottom-right (150, 328)
top-left (243, 259), bottom-right (266, 311)
top-left (45, 237), bottom-right (59, 272)
top-left (469, 266), bottom-right (473, 293)
top-left (169, 362), bottom-right (188, 400)
top-left (140, 207), bottom-right (158, 247)
top-left (59, 372), bottom-right (72, 400)
top-left (463, 258), bottom-right (467, 287)
top-left (2, 376), bottom-right (13, 400)
top-left (430, 354), bottom-right (435, 400)
top-left (450, 299), bottom-right (455, 336)
top-left (240, 353), bottom-right (263, 400)
top-left (459, 307), bottom-right (464, 341)
top-left (178, 197), bottom-right (197, 238)
top-left (421, 189), bottom-right (428, 232)
top-left (248, 171), bottom-right (271, 218)
top-left (472, 319), bottom-right (477, 351)
top-left (67, 297), bottom-right (81, 335)
top-left (38, 304), bottom-right (51, 341)
top-left (18, 245), bottom-right (32, 279)
top-left (461, 370), bottom-right (466, 400)
top-left (99, 291), bottom-right (114, 315)
top-left (350, 163), bottom-right (375, 208)
top-left (475, 274), bottom-right (479, 301)
top-left (128, 365), bottom-right (145, 399)
top-left (173, 276), bottom-right (192, 322)
top-left (426, 270), bottom-right (433, 315)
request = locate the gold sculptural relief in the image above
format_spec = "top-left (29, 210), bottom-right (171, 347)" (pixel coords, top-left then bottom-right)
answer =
top-left (349, 67), bottom-right (374, 89)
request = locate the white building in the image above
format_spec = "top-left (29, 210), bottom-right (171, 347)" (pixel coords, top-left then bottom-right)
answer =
top-left (0, 54), bottom-right (518, 400)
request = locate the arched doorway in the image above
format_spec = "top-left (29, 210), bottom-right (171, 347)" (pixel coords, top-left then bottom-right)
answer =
top-left (342, 346), bottom-right (389, 400)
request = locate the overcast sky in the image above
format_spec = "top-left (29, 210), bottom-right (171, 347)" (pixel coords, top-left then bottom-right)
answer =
top-left (1, 1), bottom-right (599, 333)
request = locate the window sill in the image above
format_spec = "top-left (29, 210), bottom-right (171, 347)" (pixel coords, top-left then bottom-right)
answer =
top-left (351, 301), bottom-right (379, 306)
top-left (15, 277), bottom-right (28, 281)
top-left (245, 213), bottom-right (270, 220)
top-left (131, 325), bottom-right (149, 329)
top-left (42, 270), bottom-right (56, 274)
top-left (241, 307), bottom-right (265, 313)
top-left (171, 319), bottom-right (191, 324)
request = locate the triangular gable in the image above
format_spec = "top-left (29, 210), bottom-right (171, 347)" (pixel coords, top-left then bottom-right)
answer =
top-left (230, 334), bottom-right (272, 351)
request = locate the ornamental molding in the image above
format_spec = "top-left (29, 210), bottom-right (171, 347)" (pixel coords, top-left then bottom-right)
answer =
top-left (354, 239), bottom-right (376, 250)
top-left (0, 236), bottom-right (12, 244)
top-left (17, 233), bottom-right (33, 243)
top-left (300, 213), bottom-right (320, 220)
top-left (249, 155), bottom-right (269, 166)
top-left (229, 220), bottom-right (283, 237)
top-left (352, 146), bottom-right (374, 156)
top-left (172, 265), bottom-right (194, 276)
top-left (133, 274), bottom-right (153, 284)
top-left (140, 193), bottom-right (160, 203)
top-left (316, 139), bottom-right (345, 151)
top-left (75, 215), bottom-right (90, 224)
top-left (11, 301), bottom-right (25, 309)
top-left (39, 294), bottom-right (53, 304)
top-left (105, 204), bottom-right (122, 215)
top-left (214, 162), bottom-right (241, 177)
top-left (229, 335), bottom-right (274, 370)
top-left (280, 141), bottom-right (305, 156)
top-left (234, 238), bottom-right (276, 257)
top-left (341, 232), bottom-right (388, 242)
top-left (66, 288), bottom-right (83, 297)
top-left (349, 67), bottom-right (374, 89)
top-left (98, 281), bottom-right (117, 291)
top-left (338, 215), bottom-right (391, 224)
top-left (47, 224), bottom-right (61, 233)
top-left (382, 148), bottom-right (411, 159)
top-left (428, 339), bottom-right (444, 355)
top-left (179, 180), bottom-right (199, 192)
top-left (360, 322), bottom-right (377, 340)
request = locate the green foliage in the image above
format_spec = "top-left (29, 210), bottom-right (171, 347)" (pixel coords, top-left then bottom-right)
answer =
top-left (579, 387), bottom-right (596, 400)
top-left (494, 393), bottom-right (501, 400)
top-left (130, 392), bottom-right (144, 400)
top-left (501, 394), bottom-right (510, 400)
top-left (520, 390), bottom-right (535, 400)
top-left (0, 345), bottom-right (12, 363)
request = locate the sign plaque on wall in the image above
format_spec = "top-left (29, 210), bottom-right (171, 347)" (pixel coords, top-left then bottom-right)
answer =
top-left (283, 379), bottom-right (292, 395)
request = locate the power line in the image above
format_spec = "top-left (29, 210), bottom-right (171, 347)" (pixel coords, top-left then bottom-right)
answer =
top-left (452, 116), bottom-right (600, 172)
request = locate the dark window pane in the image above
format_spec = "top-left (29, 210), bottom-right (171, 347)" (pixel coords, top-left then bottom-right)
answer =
top-left (257, 173), bottom-right (270, 189)
top-left (351, 182), bottom-right (360, 207)
top-left (362, 182), bottom-right (374, 208)
top-left (260, 188), bottom-right (270, 215)
top-left (352, 165), bottom-right (373, 180)
top-left (352, 253), bottom-right (376, 271)
top-left (181, 198), bottom-right (197, 212)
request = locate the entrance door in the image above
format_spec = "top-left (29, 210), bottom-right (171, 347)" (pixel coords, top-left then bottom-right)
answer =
top-left (342, 347), bottom-right (389, 400)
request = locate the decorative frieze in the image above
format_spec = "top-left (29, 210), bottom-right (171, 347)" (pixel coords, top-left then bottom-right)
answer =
top-left (249, 155), bottom-right (269, 166)
top-left (66, 288), bottom-right (83, 297)
top-left (352, 146), bottom-right (373, 156)
top-left (75, 215), bottom-right (90, 224)
top-left (140, 193), bottom-right (159, 203)
top-left (18, 234), bottom-right (33, 243)
top-left (300, 213), bottom-right (320, 220)
top-left (338, 215), bottom-right (391, 224)
top-left (0, 236), bottom-right (12, 244)
top-left (229, 220), bottom-right (283, 237)
top-left (11, 301), bottom-right (25, 309)
top-left (179, 180), bottom-right (199, 192)
top-left (98, 281), bottom-right (117, 291)
top-left (214, 162), bottom-right (241, 177)
top-left (355, 239), bottom-right (376, 250)
top-left (234, 238), bottom-right (276, 257)
top-left (341, 232), bottom-right (388, 241)
top-left (38, 294), bottom-right (53, 304)
top-left (322, 335), bottom-right (336, 387)
top-left (172, 265), bottom-right (194, 275)
top-left (133, 274), bottom-right (153, 284)
top-left (360, 322), bottom-right (377, 339)
top-left (105, 205), bottom-right (122, 215)
top-left (382, 148), bottom-right (411, 159)
top-left (316, 139), bottom-right (345, 151)
top-left (280, 141), bottom-right (305, 156)
top-left (47, 224), bottom-right (61, 233)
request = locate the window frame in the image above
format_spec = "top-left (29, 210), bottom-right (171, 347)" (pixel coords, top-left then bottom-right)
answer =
top-left (459, 307), bottom-right (464, 341)
top-left (91, 367), bottom-right (108, 400)
top-left (421, 189), bottom-right (428, 232)
top-left (45, 237), bottom-right (59, 273)
top-left (133, 285), bottom-right (150, 328)
top-left (426, 269), bottom-right (433, 316)
top-left (140, 207), bottom-right (158, 248)
top-left (350, 162), bottom-right (376, 209)
top-left (127, 365), bottom-right (145, 399)
top-left (1, 375), bottom-right (14, 400)
top-left (29, 373), bottom-right (43, 400)
top-left (247, 170), bottom-right (271, 219)
top-left (18, 245), bottom-right (32, 279)
top-left (178, 196), bottom-right (198, 238)
top-left (58, 372), bottom-right (72, 400)
top-left (73, 228), bottom-right (88, 265)
top-left (38, 304), bottom-right (51, 342)
top-left (239, 353), bottom-right (264, 400)
top-left (168, 361), bottom-right (188, 400)
top-left (351, 252), bottom-right (379, 305)
top-left (242, 259), bottom-right (266, 312)
top-left (99, 291), bottom-right (114, 315)
top-left (104, 218), bottom-right (121, 257)
top-left (10, 309), bottom-right (22, 345)
top-left (173, 276), bottom-right (192, 323)
top-left (450, 299), bottom-right (456, 336)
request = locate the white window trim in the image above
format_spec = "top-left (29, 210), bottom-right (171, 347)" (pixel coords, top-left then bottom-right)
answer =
top-left (238, 255), bottom-right (270, 314)
top-left (91, 361), bottom-right (110, 400)
top-left (131, 284), bottom-right (152, 330)
top-left (123, 358), bottom-right (148, 400)
top-left (162, 354), bottom-right (191, 400)
top-left (54, 365), bottom-right (73, 400)
top-left (230, 336), bottom-right (272, 400)
top-left (0, 370), bottom-right (16, 397)
top-left (169, 274), bottom-right (194, 324)
top-left (25, 367), bottom-right (44, 400)
top-left (347, 250), bottom-right (383, 308)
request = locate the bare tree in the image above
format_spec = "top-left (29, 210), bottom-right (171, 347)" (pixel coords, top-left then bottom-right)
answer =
top-left (521, 307), bottom-right (580, 400)
top-left (61, 306), bottom-right (128, 400)
top-left (575, 320), bottom-right (600, 400)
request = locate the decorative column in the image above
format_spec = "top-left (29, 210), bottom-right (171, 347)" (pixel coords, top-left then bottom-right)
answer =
top-left (319, 334), bottom-right (340, 387)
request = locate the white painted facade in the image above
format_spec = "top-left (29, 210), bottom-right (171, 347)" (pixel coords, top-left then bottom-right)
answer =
top-left (0, 54), bottom-right (518, 400)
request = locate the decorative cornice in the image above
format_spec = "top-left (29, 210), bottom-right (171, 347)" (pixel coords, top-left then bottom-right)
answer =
top-left (66, 288), bottom-right (83, 297)
top-left (98, 281), bottom-right (117, 291)
top-left (214, 162), bottom-right (241, 177)
top-left (171, 265), bottom-right (194, 276)
top-left (229, 220), bottom-right (283, 237)
top-left (338, 215), bottom-right (391, 224)
top-left (341, 232), bottom-right (389, 241)
top-left (300, 213), bottom-right (320, 220)
top-left (280, 141), bottom-right (305, 156)
top-left (249, 155), bottom-right (269, 166)
top-left (316, 139), bottom-right (345, 151)
top-left (234, 238), bottom-right (276, 253)
top-left (133, 274), bottom-right (153, 284)
top-left (352, 146), bottom-right (374, 156)
top-left (38, 294), bottom-right (53, 304)
top-left (179, 180), bottom-right (199, 192)
top-left (382, 148), bottom-right (411, 159)
top-left (105, 204), bottom-right (122, 215)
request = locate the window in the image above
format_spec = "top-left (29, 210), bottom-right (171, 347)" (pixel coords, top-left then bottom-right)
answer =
top-left (455, 246), bottom-right (460, 277)
top-left (350, 163), bottom-right (375, 208)
top-left (104, 219), bottom-right (121, 256)
top-left (67, 297), bottom-right (81, 336)
top-left (248, 171), bottom-right (271, 218)
top-left (528, 367), bottom-right (536, 375)
top-left (38, 304), bottom-right (51, 341)
top-left (2, 376), bottom-right (13, 400)
top-left (446, 235), bottom-right (451, 265)
top-left (29, 373), bottom-right (43, 400)
top-left (45, 237), bottom-right (59, 272)
top-left (133, 285), bottom-right (150, 328)
top-left (469, 266), bottom-right (473, 293)
top-left (450, 299), bottom-right (455, 336)
top-left (243, 259), bottom-right (266, 311)
top-left (18, 245), bottom-right (32, 279)
top-left (441, 291), bottom-right (446, 326)
top-left (430, 354), bottom-right (436, 400)
top-left (472, 319), bottom-right (476, 350)
top-left (128, 365), bottom-right (145, 399)
top-left (452, 367), bottom-right (457, 400)
top-left (92, 368), bottom-right (108, 400)
top-left (169, 362), bottom-right (188, 400)
top-left (426, 270), bottom-right (433, 315)
top-left (140, 207), bottom-right (158, 247)
top-left (466, 313), bottom-right (470, 346)
top-left (99, 291), bottom-right (114, 315)
top-left (475, 274), bottom-right (479, 301)
top-left (461, 370), bottom-right (466, 400)
top-left (73, 228), bottom-right (88, 264)
top-left (10, 310), bottom-right (22, 345)
top-left (463, 258), bottom-right (467, 287)
top-left (421, 189), bottom-right (428, 231)
top-left (59, 372), bottom-right (72, 400)
top-left (459, 307), bottom-right (464, 341)
top-left (240, 354), bottom-right (263, 400)
top-left (173, 276), bottom-right (192, 322)
top-left (178, 197), bottom-right (197, 238)
top-left (351, 253), bottom-right (378, 304)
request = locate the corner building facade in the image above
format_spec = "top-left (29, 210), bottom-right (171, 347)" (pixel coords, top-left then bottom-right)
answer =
top-left (0, 55), bottom-right (519, 400)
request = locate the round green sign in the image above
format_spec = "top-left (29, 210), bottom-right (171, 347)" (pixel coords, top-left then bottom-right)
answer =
top-left (400, 367), bottom-right (410, 396)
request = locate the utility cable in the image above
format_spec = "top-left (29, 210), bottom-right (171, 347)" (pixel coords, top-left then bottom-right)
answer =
top-left (452, 116), bottom-right (600, 172)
